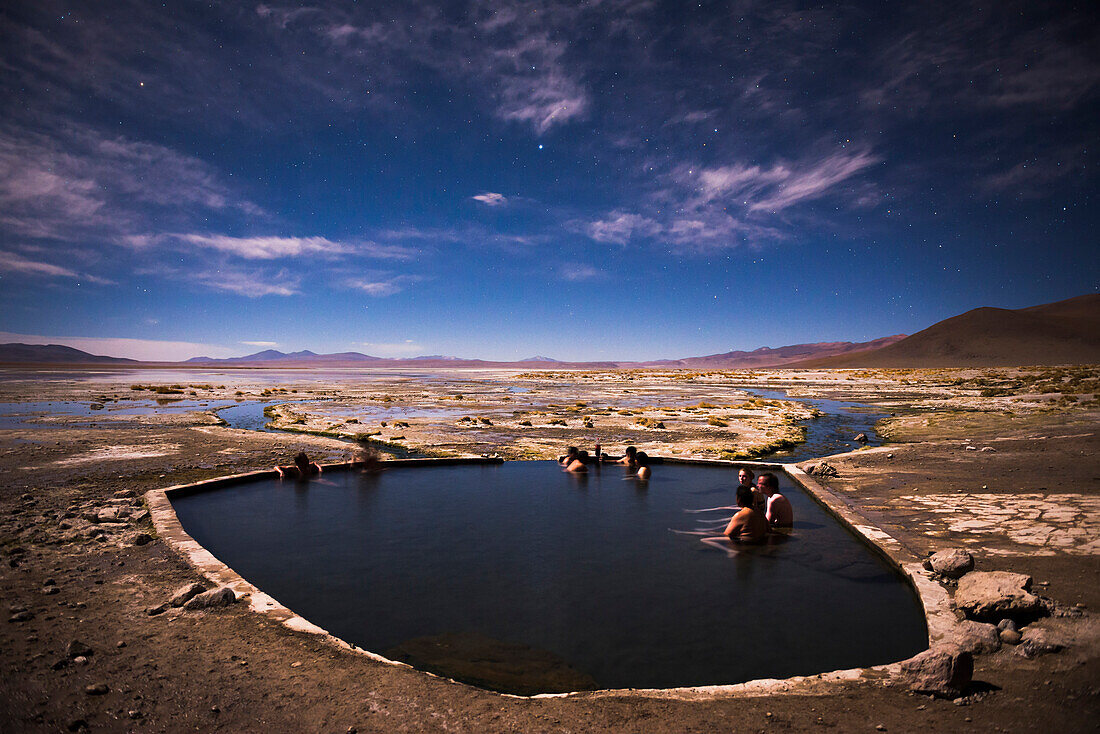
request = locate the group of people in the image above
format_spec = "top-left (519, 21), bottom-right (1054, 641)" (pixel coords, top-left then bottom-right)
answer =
top-left (722, 467), bottom-right (793, 543)
top-left (559, 444), bottom-right (651, 480)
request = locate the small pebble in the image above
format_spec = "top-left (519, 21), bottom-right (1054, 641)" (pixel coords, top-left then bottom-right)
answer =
top-left (876, 726), bottom-right (887, 731)
top-left (291, 661), bottom-right (302, 668)
top-left (84, 683), bottom-right (109, 695)
top-left (73, 655), bottom-right (88, 665)
top-left (127, 710), bottom-right (143, 719)
top-left (117, 640), bottom-right (126, 648)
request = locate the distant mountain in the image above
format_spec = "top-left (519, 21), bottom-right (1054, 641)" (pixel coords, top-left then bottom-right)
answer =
top-left (410, 355), bottom-right (461, 361)
top-left (520, 356), bottom-right (562, 362)
top-left (0, 343), bottom-right (138, 364)
top-left (794, 294), bottom-right (1100, 368)
top-left (638, 336), bottom-right (907, 369)
top-left (186, 349), bottom-right (384, 364)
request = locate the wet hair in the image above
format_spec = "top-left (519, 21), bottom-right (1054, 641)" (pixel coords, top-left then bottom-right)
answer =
top-left (736, 485), bottom-right (754, 508)
top-left (738, 467), bottom-right (755, 481)
top-left (624, 446), bottom-right (637, 457)
top-left (758, 472), bottom-right (779, 491)
top-left (294, 451), bottom-right (310, 467)
top-left (565, 446), bottom-right (579, 456)
top-left (635, 451), bottom-right (649, 465)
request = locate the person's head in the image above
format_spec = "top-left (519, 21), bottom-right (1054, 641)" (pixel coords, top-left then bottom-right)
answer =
top-left (738, 467), bottom-right (755, 486)
top-left (635, 451), bottom-right (648, 466)
top-left (624, 446), bottom-right (637, 458)
top-left (576, 450), bottom-right (590, 461)
top-left (736, 485), bottom-right (754, 508)
top-left (565, 446), bottom-right (579, 458)
top-left (294, 451), bottom-right (311, 471)
top-left (757, 472), bottom-right (779, 496)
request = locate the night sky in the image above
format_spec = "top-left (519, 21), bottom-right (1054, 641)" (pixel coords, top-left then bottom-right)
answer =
top-left (1, 1), bottom-right (1097, 361)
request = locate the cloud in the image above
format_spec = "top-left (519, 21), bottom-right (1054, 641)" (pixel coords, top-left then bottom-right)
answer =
top-left (472, 192), bottom-right (508, 206)
top-left (346, 274), bottom-right (423, 297)
top-left (174, 234), bottom-right (353, 260)
top-left (559, 263), bottom-right (602, 281)
top-left (359, 339), bottom-right (425, 356)
top-left (0, 122), bottom-right (258, 242)
top-left (586, 212), bottom-right (662, 245)
top-left (0, 250), bottom-right (80, 278)
top-left (193, 268), bottom-right (300, 297)
top-left (0, 331), bottom-right (235, 361)
top-left (241, 340), bottom-right (278, 347)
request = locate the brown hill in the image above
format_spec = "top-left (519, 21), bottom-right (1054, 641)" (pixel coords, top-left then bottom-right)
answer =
top-left (638, 335), bottom-right (907, 369)
top-left (794, 294), bottom-right (1100, 368)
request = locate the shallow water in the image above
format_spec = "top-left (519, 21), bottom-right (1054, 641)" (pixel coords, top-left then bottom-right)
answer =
top-left (0, 399), bottom-right (244, 429)
top-left (171, 461), bottom-right (926, 692)
top-left (745, 389), bottom-right (888, 462)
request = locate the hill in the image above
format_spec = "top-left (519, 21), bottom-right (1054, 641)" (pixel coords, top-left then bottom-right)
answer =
top-left (794, 294), bottom-right (1100, 368)
top-left (639, 336), bottom-right (906, 369)
top-left (0, 343), bottom-right (139, 364)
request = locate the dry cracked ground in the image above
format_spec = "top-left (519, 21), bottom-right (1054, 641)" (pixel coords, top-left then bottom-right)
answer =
top-left (0, 366), bottom-right (1098, 732)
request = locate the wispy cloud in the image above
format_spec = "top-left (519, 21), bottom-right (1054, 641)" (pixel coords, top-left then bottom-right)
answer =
top-left (586, 212), bottom-right (661, 245)
top-left (359, 339), bottom-right (425, 356)
top-left (173, 234), bottom-right (353, 260)
top-left (0, 250), bottom-right (80, 278)
top-left (346, 274), bottom-right (423, 297)
top-left (241, 340), bottom-right (278, 347)
top-left (0, 331), bottom-right (234, 361)
top-left (472, 192), bottom-right (508, 206)
top-left (193, 268), bottom-right (300, 297)
top-left (559, 263), bottom-right (602, 281)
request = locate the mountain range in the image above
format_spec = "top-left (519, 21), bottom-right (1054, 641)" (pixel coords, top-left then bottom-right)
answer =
top-left (2, 294), bottom-right (1097, 368)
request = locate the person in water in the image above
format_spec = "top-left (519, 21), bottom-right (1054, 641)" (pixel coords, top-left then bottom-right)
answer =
top-left (738, 466), bottom-right (766, 512)
top-left (275, 451), bottom-right (322, 479)
top-left (610, 446), bottom-right (638, 466)
top-left (723, 485), bottom-right (768, 543)
top-left (559, 446), bottom-right (579, 465)
top-left (565, 449), bottom-right (589, 473)
top-left (634, 451), bottom-right (651, 480)
top-left (758, 472), bottom-right (793, 528)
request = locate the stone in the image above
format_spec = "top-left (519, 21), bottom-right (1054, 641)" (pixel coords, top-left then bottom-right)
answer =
top-left (854, 432), bottom-right (869, 443)
top-left (9, 610), bottom-right (34, 623)
top-left (954, 571), bottom-right (1045, 622)
top-left (996, 618), bottom-right (1017, 632)
top-left (84, 683), bottom-right (109, 695)
top-left (96, 506), bottom-right (129, 523)
top-left (183, 587), bottom-right (236, 610)
top-left (897, 645), bottom-right (973, 697)
top-left (145, 603), bottom-right (169, 616)
top-left (73, 655), bottom-right (88, 665)
top-left (66, 639), bottom-right (93, 658)
top-left (999, 629), bottom-right (1021, 645)
top-left (42, 586), bottom-right (60, 595)
top-left (1014, 628), bottom-right (1064, 658)
top-left (929, 549), bottom-right (974, 579)
top-left (131, 509), bottom-right (150, 523)
top-left (953, 620), bottom-right (1001, 655)
top-left (170, 582), bottom-right (207, 607)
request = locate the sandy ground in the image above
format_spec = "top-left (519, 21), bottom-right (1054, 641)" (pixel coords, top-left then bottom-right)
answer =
top-left (1, 366), bottom-right (1098, 732)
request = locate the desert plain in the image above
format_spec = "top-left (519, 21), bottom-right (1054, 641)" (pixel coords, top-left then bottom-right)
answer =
top-left (1, 365), bottom-right (1098, 732)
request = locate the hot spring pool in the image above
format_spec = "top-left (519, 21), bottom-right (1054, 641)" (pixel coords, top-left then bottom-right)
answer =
top-left (169, 460), bottom-right (927, 693)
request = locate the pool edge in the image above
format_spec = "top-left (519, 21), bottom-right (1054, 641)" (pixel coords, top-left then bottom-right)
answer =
top-left (146, 457), bottom-right (963, 701)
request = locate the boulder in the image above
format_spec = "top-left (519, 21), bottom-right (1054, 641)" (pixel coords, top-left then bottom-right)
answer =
top-left (954, 571), bottom-right (1044, 622)
top-left (854, 432), bottom-right (869, 443)
top-left (953, 620), bottom-right (1001, 655)
top-left (183, 587), bottom-right (236, 611)
top-left (929, 549), bottom-right (974, 579)
top-left (999, 629), bottom-right (1021, 645)
top-left (169, 582), bottom-right (206, 607)
top-left (898, 645), bottom-right (973, 697)
top-left (1014, 628), bottom-right (1064, 659)
top-left (66, 640), bottom-right (93, 659)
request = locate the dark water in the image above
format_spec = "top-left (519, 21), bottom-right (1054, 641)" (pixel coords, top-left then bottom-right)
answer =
top-left (746, 389), bottom-right (888, 462)
top-left (171, 461), bottom-right (926, 692)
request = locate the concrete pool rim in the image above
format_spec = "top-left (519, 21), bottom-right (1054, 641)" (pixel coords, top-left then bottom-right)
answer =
top-left (145, 456), bottom-right (960, 700)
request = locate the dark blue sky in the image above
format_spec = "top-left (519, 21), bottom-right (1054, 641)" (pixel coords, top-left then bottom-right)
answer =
top-left (1, 1), bottom-right (1096, 360)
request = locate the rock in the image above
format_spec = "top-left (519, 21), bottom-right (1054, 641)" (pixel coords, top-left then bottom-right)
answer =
top-left (131, 509), bottom-right (150, 523)
top-left (898, 645), bottom-right (973, 697)
top-left (815, 461), bottom-right (839, 477)
top-left (66, 640), bottom-right (93, 658)
top-left (169, 582), bottom-right (207, 607)
top-left (954, 571), bottom-right (1045, 622)
top-left (980, 446), bottom-right (995, 452)
top-left (929, 549), bottom-right (974, 579)
top-left (954, 620), bottom-right (1001, 655)
top-left (999, 629), bottom-right (1021, 645)
top-left (9, 610), bottom-right (34, 623)
top-left (183, 587), bottom-right (236, 610)
top-left (854, 432), bottom-right (869, 443)
top-left (84, 683), bottom-right (109, 695)
top-left (965, 445), bottom-right (977, 451)
top-left (96, 506), bottom-right (129, 523)
top-left (42, 586), bottom-right (60, 595)
top-left (1014, 628), bottom-right (1064, 658)
top-left (996, 618), bottom-right (1017, 632)
top-left (128, 710), bottom-right (143, 719)
top-left (145, 602), bottom-right (169, 616)
top-left (132, 533), bottom-right (153, 546)
top-left (73, 655), bottom-right (88, 665)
